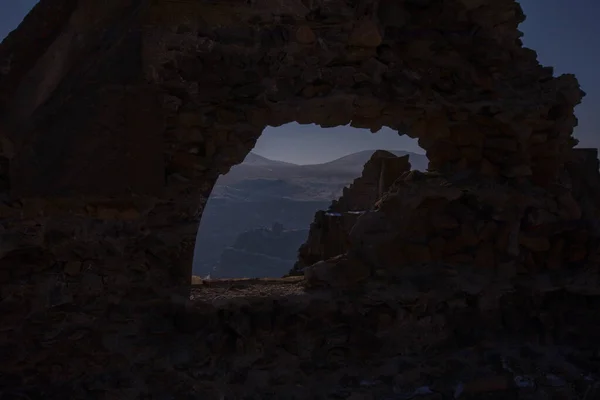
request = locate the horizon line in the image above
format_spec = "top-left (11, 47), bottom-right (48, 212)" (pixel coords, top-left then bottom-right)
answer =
top-left (249, 148), bottom-right (426, 166)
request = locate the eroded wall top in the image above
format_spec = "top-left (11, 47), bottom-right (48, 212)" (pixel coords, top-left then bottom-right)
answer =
top-left (0, 0), bottom-right (586, 202)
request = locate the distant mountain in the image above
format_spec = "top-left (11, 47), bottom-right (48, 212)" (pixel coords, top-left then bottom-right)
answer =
top-left (218, 154), bottom-right (298, 185)
top-left (242, 153), bottom-right (298, 168)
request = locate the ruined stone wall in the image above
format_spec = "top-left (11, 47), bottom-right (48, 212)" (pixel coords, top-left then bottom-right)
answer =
top-left (305, 158), bottom-right (600, 293)
top-left (0, 0), bottom-right (596, 397)
top-left (291, 211), bottom-right (362, 275)
top-left (293, 150), bottom-right (411, 274)
top-left (331, 150), bottom-right (411, 212)
top-left (299, 147), bottom-right (600, 286)
top-left (0, 0), bottom-right (585, 296)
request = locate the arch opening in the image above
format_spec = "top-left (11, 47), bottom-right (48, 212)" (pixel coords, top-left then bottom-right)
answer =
top-left (165, 69), bottom-right (584, 292)
top-left (192, 122), bottom-right (426, 281)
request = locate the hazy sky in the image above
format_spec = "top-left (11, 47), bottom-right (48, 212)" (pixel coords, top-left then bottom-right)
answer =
top-left (1, 0), bottom-right (598, 164)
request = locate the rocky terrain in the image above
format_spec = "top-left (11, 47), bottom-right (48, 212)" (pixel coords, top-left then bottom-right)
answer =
top-left (195, 150), bottom-right (427, 277)
top-left (0, 0), bottom-right (598, 399)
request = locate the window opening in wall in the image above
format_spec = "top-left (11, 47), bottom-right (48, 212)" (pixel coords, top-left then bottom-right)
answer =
top-left (191, 123), bottom-right (425, 281)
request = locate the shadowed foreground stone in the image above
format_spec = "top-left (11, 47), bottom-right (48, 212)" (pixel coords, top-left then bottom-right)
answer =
top-left (0, 0), bottom-right (598, 398)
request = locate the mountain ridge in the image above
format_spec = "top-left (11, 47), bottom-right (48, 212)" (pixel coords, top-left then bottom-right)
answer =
top-left (219, 149), bottom-right (428, 186)
top-left (242, 153), bottom-right (299, 167)
top-left (248, 149), bottom-right (426, 169)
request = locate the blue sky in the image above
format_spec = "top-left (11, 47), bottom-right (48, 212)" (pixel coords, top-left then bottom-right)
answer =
top-left (1, 0), bottom-right (598, 164)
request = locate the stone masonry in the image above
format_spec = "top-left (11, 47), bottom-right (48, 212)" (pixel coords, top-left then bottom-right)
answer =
top-left (303, 148), bottom-right (600, 292)
top-left (298, 148), bottom-right (600, 292)
top-left (292, 150), bottom-right (411, 274)
top-left (332, 150), bottom-right (411, 212)
top-left (0, 0), bottom-right (598, 398)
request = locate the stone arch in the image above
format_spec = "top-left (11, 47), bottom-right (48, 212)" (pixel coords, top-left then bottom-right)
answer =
top-left (0, 0), bottom-right (592, 395)
top-left (0, 0), bottom-right (585, 301)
